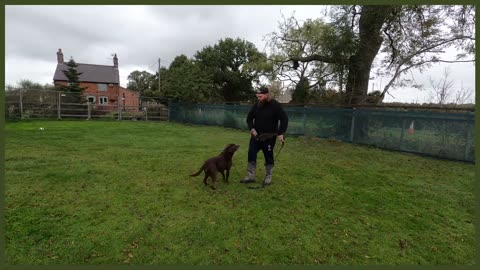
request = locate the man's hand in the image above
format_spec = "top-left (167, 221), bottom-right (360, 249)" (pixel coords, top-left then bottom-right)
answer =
top-left (278, 134), bottom-right (285, 144)
top-left (251, 128), bottom-right (258, 137)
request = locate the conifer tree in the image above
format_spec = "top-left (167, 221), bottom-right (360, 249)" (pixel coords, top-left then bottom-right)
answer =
top-left (62, 57), bottom-right (87, 101)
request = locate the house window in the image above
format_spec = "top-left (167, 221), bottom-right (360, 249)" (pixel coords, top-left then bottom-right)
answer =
top-left (98, 84), bottom-right (107, 91)
top-left (86, 96), bottom-right (96, 103)
top-left (99, 96), bottom-right (108, 105)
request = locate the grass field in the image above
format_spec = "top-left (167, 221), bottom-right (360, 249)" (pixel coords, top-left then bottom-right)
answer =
top-left (5, 120), bottom-right (475, 265)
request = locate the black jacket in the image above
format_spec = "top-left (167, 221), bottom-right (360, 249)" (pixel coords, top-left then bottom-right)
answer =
top-left (246, 99), bottom-right (288, 135)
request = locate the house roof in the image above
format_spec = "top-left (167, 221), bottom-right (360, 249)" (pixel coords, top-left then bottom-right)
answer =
top-left (53, 63), bottom-right (119, 84)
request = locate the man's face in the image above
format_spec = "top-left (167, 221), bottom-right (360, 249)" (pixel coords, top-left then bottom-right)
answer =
top-left (256, 93), bottom-right (268, 102)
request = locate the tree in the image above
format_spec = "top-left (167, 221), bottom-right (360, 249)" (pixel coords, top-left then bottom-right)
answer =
top-left (62, 57), bottom-right (87, 95)
top-left (266, 15), bottom-right (349, 100)
top-left (6, 84), bottom-right (15, 91)
top-left (291, 77), bottom-right (310, 104)
top-left (286, 5), bottom-right (475, 105)
top-left (373, 5), bottom-right (476, 103)
top-left (7, 79), bottom-right (57, 105)
top-left (267, 80), bottom-right (283, 100)
top-left (17, 79), bottom-right (43, 90)
top-left (427, 68), bottom-right (472, 106)
top-left (310, 88), bottom-right (345, 105)
top-left (127, 70), bottom-right (156, 95)
top-left (142, 67), bottom-right (167, 98)
top-left (43, 83), bottom-right (57, 91)
top-left (453, 83), bottom-right (473, 105)
top-left (160, 55), bottom-right (215, 103)
top-left (428, 68), bottom-right (455, 106)
top-left (195, 37), bottom-right (271, 102)
top-left (8, 79), bottom-right (55, 91)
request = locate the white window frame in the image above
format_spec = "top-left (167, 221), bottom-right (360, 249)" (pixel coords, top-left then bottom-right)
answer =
top-left (86, 96), bottom-right (96, 103)
top-left (97, 83), bottom-right (107, 91)
top-left (99, 96), bottom-right (108, 105)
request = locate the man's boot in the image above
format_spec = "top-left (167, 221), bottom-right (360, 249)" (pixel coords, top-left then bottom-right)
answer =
top-left (263, 164), bottom-right (274, 186)
top-left (240, 161), bottom-right (256, 183)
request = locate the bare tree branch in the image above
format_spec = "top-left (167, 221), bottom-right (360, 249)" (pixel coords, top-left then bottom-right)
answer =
top-left (430, 59), bottom-right (475, 63)
top-left (290, 54), bottom-right (344, 65)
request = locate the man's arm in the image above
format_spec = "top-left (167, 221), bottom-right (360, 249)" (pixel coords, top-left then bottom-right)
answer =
top-left (246, 104), bottom-right (256, 130)
top-left (277, 105), bottom-right (289, 136)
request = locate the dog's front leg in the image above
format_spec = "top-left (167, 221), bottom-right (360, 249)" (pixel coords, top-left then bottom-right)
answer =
top-left (226, 168), bottom-right (230, 183)
top-left (211, 174), bottom-right (217, 190)
top-left (203, 174), bottom-right (208, 186)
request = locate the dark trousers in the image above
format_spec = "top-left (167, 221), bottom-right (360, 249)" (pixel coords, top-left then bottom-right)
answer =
top-left (247, 135), bottom-right (277, 165)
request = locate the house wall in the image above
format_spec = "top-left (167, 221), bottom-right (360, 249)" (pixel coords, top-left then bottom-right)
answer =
top-left (54, 81), bottom-right (139, 112)
top-left (83, 82), bottom-right (120, 104)
top-left (119, 88), bottom-right (140, 111)
top-left (54, 81), bottom-right (118, 102)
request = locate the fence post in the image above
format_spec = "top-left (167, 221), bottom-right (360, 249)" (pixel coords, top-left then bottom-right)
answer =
top-left (399, 118), bottom-right (406, 150)
top-left (464, 126), bottom-right (472, 161)
top-left (302, 106), bottom-right (307, 136)
top-left (117, 103), bottom-right (121, 121)
top-left (19, 90), bottom-right (24, 119)
top-left (167, 101), bottom-right (171, 122)
top-left (145, 107), bottom-right (148, 121)
top-left (87, 102), bottom-right (91, 120)
top-left (57, 92), bottom-right (61, 119)
top-left (441, 119), bottom-right (446, 150)
top-left (350, 107), bottom-right (356, 142)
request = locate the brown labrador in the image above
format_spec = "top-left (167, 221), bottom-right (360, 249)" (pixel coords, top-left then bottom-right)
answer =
top-left (190, 144), bottom-right (240, 189)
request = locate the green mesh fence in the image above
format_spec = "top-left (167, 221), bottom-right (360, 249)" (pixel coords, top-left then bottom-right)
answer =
top-left (169, 102), bottom-right (475, 163)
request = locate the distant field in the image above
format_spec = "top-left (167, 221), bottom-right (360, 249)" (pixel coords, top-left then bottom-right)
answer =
top-left (5, 120), bottom-right (475, 265)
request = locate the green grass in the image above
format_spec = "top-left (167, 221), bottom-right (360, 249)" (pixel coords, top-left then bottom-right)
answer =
top-left (5, 120), bottom-right (475, 265)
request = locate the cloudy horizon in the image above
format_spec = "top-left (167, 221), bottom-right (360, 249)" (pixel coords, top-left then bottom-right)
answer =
top-left (6, 5), bottom-right (475, 103)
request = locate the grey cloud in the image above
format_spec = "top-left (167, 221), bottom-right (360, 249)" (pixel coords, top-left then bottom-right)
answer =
top-left (5, 5), bottom-right (475, 103)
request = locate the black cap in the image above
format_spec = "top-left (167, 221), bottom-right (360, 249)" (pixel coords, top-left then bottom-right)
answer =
top-left (257, 86), bottom-right (269, 94)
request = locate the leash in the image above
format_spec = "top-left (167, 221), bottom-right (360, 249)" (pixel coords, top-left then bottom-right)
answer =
top-left (274, 140), bottom-right (285, 160)
top-left (255, 133), bottom-right (285, 161)
top-left (248, 140), bottom-right (285, 190)
top-left (247, 184), bottom-right (266, 189)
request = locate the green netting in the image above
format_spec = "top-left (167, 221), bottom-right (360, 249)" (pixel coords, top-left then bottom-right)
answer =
top-left (351, 109), bottom-right (475, 162)
top-left (169, 102), bottom-right (475, 163)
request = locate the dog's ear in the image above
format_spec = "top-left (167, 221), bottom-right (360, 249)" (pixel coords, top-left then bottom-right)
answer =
top-left (226, 144), bottom-right (237, 152)
top-left (230, 144), bottom-right (239, 152)
top-left (222, 144), bottom-right (233, 153)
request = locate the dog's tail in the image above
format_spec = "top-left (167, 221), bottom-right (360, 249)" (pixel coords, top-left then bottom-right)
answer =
top-left (190, 164), bottom-right (204, 177)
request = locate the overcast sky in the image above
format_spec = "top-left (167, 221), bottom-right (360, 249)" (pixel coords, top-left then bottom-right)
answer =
top-left (5, 5), bottom-right (475, 103)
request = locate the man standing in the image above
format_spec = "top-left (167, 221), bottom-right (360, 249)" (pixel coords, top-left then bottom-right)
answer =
top-left (240, 86), bottom-right (288, 186)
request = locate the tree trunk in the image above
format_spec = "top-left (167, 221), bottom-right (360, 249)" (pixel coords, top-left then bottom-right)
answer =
top-left (345, 5), bottom-right (394, 105)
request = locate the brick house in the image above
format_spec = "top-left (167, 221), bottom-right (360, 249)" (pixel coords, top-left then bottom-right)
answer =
top-left (53, 48), bottom-right (139, 112)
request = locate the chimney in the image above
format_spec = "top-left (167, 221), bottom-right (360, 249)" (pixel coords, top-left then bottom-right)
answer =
top-left (113, 53), bottom-right (118, 68)
top-left (57, 48), bottom-right (64, 64)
